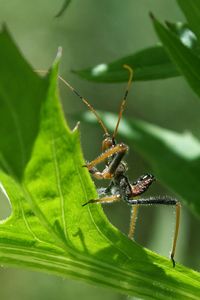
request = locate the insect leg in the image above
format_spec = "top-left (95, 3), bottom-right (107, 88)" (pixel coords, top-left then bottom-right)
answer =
top-left (82, 194), bottom-right (121, 207)
top-left (128, 205), bottom-right (139, 240)
top-left (125, 196), bottom-right (181, 267)
top-left (84, 143), bottom-right (128, 179)
top-left (170, 202), bottom-right (181, 267)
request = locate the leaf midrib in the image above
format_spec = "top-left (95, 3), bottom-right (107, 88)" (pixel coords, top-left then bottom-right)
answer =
top-left (51, 135), bottom-right (67, 240)
top-left (0, 242), bottom-right (199, 300)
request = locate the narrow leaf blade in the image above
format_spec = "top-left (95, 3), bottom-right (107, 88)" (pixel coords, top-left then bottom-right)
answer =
top-left (74, 20), bottom-right (200, 83)
top-left (0, 26), bottom-right (49, 179)
top-left (152, 16), bottom-right (200, 98)
top-left (73, 46), bottom-right (179, 82)
top-left (177, 0), bottom-right (200, 41)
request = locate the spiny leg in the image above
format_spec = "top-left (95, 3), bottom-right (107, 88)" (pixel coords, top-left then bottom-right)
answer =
top-left (82, 194), bottom-right (121, 207)
top-left (128, 205), bottom-right (139, 240)
top-left (84, 143), bottom-right (128, 179)
top-left (85, 143), bottom-right (128, 169)
top-left (82, 66), bottom-right (132, 173)
top-left (125, 196), bottom-right (181, 267)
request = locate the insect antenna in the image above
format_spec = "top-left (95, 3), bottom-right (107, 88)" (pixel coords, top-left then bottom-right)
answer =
top-left (112, 64), bottom-right (133, 140)
top-left (36, 70), bottom-right (109, 135)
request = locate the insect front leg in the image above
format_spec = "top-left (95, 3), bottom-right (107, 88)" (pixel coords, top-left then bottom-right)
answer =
top-left (82, 194), bottom-right (121, 207)
top-left (83, 143), bottom-right (128, 180)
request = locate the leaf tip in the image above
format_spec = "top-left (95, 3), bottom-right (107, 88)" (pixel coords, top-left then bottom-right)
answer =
top-left (0, 23), bottom-right (10, 36)
top-left (52, 47), bottom-right (62, 70)
top-left (73, 121), bottom-right (80, 132)
top-left (165, 20), bottom-right (171, 28)
top-left (55, 0), bottom-right (71, 18)
top-left (149, 12), bottom-right (156, 21)
top-left (71, 69), bottom-right (76, 74)
top-left (71, 69), bottom-right (82, 77)
top-left (56, 47), bottom-right (62, 60)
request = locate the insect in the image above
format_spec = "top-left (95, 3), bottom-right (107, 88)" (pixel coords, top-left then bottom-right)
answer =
top-left (54, 65), bottom-right (181, 267)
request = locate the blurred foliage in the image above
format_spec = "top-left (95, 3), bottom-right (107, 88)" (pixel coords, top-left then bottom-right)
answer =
top-left (152, 14), bottom-right (200, 99)
top-left (73, 22), bottom-right (200, 83)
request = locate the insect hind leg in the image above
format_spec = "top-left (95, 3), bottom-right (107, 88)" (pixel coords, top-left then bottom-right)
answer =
top-left (126, 196), bottom-right (181, 267)
top-left (128, 205), bottom-right (139, 240)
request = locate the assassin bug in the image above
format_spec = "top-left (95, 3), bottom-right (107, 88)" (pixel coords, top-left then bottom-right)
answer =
top-left (43, 65), bottom-right (181, 267)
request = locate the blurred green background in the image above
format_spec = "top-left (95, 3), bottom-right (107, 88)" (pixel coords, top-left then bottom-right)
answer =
top-left (0, 0), bottom-right (200, 299)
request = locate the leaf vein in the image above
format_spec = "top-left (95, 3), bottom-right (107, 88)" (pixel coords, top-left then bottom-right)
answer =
top-left (51, 135), bottom-right (67, 239)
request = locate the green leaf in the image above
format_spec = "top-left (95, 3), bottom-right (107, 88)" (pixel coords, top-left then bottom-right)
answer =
top-left (73, 46), bottom-right (179, 83)
top-left (55, 0), bottom-right (72, 18)
top-left (1, 27), bottom-right (200, 300)
top-left (177, 0), bottom-right (200, 41)
top-left (73, 21), bottom-right (200, 83)
top-left (165, 21), bottom-right (200, 56)
top-left (81, 111), bottom-right (200, 218)
top-left (0, 25), bottom-right (49, 180)
top-left (151, 16), bottom-right (200, 98)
